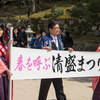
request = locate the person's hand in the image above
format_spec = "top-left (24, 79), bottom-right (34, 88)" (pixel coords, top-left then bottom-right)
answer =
top-left (42, 46), bottom-right (51, 51)
top-left (8, 39), bottom-right (13, 45)
top-left (11, 39), bottom-right (13, 44)
top-left (68, 47), bottom-right (73, 52)
top-left (21, 42), bottom-right (24, 45)
top-left (14, 41), bottom-right (17, 45)
top-left (6, 69), bottom-right (12, 80)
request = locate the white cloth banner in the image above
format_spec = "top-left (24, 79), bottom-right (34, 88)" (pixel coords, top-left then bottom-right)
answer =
top-left (11, 47), bottom-right (100, 80)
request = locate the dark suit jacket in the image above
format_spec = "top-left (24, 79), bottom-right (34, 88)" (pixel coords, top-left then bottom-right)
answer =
top-left (37, 33), bottom-right (65, 50)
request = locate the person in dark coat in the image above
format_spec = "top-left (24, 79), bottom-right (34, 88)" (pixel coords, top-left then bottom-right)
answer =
top-left (13, 27), bottom-right (22, 47)
top-left (62, 31), bottom-right (74, 50)
top-left (20, 27), bottom-right (27, 47)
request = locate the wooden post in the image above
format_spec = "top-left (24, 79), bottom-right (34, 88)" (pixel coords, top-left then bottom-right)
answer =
top-left (9, 27), bottom-right (13, 100)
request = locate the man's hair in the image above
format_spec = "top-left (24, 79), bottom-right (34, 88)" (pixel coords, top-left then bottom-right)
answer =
top-left (48, 20), bottom-right (59, 29)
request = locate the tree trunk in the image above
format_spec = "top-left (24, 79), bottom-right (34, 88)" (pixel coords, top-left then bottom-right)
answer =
top-left (31, 0), bottom-right (35, 13)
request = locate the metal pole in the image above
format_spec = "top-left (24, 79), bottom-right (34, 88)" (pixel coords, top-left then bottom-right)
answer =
top-left (9, 27), bottom-right (13, 100)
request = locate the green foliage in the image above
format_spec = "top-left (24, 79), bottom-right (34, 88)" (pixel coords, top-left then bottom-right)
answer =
top-left (88, 0), bottom-right (100, 13)
top-left (70, 3), bottom-right (88, 18)
top-left (44, 13), bottom-right (51, 18)
top-left (70, 0), bottom-right (100, 20)
top-left (0, 0), bottom-right (7, 2)
top-left (44, 7), bottom-right (64, 18)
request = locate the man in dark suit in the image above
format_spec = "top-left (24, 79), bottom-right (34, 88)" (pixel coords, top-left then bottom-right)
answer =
top-left (38, 20), bottom-right (73, 100)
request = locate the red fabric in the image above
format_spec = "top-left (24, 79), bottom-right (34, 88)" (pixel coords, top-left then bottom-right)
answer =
top-left (4, 30), bottom-right (8, 41)
top-left (0, 41), bottom-right (13, 100)
top-left (92, 45), bottom-right (100, 90)
top-left (0, 43), bottom-right (7, 58)
top-left (0, 43), bottom-right (7, 77)
top-left (0, 58), bottom-right (7, 77)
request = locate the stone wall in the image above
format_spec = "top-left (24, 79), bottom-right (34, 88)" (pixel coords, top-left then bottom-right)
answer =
top-left (0, 18), bottom-right (100, 51)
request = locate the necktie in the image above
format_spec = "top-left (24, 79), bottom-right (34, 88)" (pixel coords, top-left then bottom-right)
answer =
top-left (54, 37), bottom-right (58, 48)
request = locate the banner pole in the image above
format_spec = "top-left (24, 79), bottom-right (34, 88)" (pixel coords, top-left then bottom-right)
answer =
top-left (9, 27), bottom-right (13, 100)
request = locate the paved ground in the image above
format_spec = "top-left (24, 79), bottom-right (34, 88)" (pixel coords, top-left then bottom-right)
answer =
top-left (13, 78), bottom-right (93, 100)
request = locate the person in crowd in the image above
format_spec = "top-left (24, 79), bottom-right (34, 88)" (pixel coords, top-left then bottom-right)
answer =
top-left (92, 45), bottom-right (100, 100)
top-left (0, 23), bottom-right (12, 100)
top-left (29, 33), bottom-right (37, 48)
top-left (34, 29), bottom-right (46, 48)
top-left (61, 30), bottom-right (74, 50)
top-left (13, 27), bottom-right (21, 47)
top-left (4, 23), bottom-right (12, 46)
top-left (20, 27), bottom-right (27, 47)
top-left (37, 20), bottom-right (73, 100)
